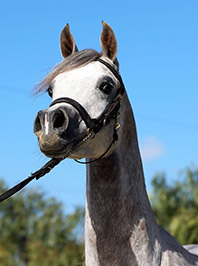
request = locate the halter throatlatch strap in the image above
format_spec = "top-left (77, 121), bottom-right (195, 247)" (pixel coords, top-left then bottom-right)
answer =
top-left (74, 115), bottom-right (119, 164)
top-left (0, 58), bottom-right (125, 202)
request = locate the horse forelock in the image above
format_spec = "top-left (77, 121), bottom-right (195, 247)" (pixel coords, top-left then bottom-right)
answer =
top-left (34, 49), bottom-right (101, 95)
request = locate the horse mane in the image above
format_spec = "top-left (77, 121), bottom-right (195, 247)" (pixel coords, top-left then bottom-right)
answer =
top-left (34, 49), bottom-right (101, 94)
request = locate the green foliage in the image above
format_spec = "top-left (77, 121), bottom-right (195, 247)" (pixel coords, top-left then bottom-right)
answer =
top-left (0, 180), bottom-right (84, 266)
top-left (150, 166), bottom-right (198, 245)
top-left (1, 165), bottom-right (197, 264)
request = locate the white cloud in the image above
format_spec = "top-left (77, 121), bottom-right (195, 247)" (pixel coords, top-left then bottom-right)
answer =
top-left (140, 136), bottom-right (165, 162)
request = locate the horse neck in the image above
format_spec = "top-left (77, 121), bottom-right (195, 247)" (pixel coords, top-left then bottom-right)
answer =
top-left (85, 93), bottom-right (161, 265)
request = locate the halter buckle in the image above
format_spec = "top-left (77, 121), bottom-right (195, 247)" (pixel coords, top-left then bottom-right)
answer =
top-left (86, 128), bottom-right (95, 139)
top-left (115, 122), bottom-right (120, 131)
top-left (115, 93), bottom-right (122, 105)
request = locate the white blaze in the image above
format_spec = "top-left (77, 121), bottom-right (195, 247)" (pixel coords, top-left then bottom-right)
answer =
top-left (45, 113), bottom-right (49, 135)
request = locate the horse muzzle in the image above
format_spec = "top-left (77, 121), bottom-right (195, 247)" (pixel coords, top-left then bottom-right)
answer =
top-left (34, 105), bottom-right (79, 157)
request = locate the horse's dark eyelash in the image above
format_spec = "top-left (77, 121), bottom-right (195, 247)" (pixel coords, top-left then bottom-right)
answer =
top-left (47, 86), bottom-right (53, 97)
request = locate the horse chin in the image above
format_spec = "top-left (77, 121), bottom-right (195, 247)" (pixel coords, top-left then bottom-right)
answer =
top-left (39, 136), bottom-right (87, 159)
top-left (40, 146), bottom-right (69, 159)
top-left (39, 140), bottom-right (74, 159)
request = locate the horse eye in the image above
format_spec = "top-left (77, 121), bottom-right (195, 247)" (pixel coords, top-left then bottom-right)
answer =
top-left (47, 86), bottom-right (53, 98)
top-left (99, 82), bottom-right (113, 95)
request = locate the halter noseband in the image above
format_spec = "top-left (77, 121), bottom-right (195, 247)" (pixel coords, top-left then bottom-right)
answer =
top-left (0, 58), bottom-right (125, 202)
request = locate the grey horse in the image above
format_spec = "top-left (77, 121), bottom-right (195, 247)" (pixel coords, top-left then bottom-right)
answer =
top-left (34, 22), bottom-right (198, 265)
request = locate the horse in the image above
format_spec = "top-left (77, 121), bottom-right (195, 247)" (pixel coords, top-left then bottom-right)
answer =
top-left (34, 21), bottom-right (198, 265)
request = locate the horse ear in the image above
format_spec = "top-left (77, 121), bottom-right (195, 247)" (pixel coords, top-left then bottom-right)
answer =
top-left (60, 24), bottom-right (78, 58)
top-left (100, 21), bottom-right (117, 61)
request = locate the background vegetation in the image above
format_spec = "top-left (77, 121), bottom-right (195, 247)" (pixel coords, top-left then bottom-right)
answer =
top-left (150, 165), bottom-right (198, 245)
top-left (0, 181), bottom-right (84, 266)
top-left (0, 165), bottom-right (197, 265)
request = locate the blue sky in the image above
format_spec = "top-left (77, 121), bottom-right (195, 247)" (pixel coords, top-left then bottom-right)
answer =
top-left (0, 1), bottom-right (198, 213)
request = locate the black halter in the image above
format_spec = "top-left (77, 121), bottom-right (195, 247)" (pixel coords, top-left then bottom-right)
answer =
top-left (49, 58), bottom-right (125, 163)
top-left (0, 58), bottom-right (125, 202)
top-left (50, 58), bottom-right (124, 136)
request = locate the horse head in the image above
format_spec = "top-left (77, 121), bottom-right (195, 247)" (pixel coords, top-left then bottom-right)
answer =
top-left (34, 22), bottom-right (124, 160)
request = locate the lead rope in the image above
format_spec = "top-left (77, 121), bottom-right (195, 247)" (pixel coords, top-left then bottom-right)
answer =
top-left (0, 158), bottom-right (62, 203)
top-left (0, 120), bottom-right (119, 202)
top-left (0, 131), bottom-right (117, 202)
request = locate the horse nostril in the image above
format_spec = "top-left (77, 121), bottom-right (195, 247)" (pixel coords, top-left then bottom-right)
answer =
top-left (34, 111), bottom-right (42, 133)
top-left (53, 110), bottom-right (67, 132)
